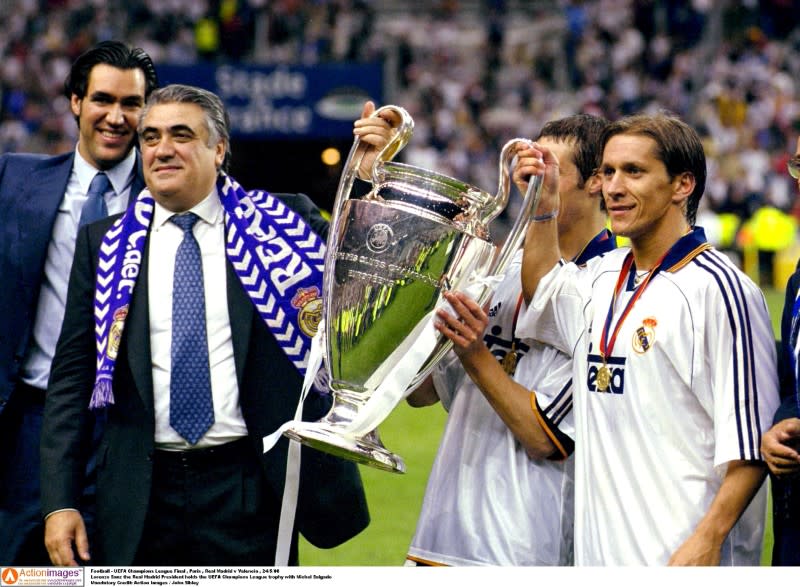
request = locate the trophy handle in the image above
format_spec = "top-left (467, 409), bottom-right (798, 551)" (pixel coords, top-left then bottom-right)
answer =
top-left (487, 138), bottom-right (544, 277)
top-left (330, 105), bottom-right (414, 224)
top-left (400, 139), bottom-right (544, 395)
top-left (324, 105), bottom-right (415, 288)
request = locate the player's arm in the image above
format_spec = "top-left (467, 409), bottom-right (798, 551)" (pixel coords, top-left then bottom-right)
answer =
top-left (517, 143), bottom-right (562, 304)
top-left (435, 290), bottom-right (560, 458)
top-left (406, 375), bottom-right (440, 407)
top-left (668, 459), bottom-right (767, 566)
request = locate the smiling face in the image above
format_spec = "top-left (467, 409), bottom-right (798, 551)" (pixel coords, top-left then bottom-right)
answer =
top-left (139, 101), bottom-right (225, 212)
top-left (70, 63), bottom-right (146, 170)
top-left (600, 133), bottom-right (694, 259)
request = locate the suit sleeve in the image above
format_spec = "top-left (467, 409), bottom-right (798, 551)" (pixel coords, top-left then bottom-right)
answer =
top-left (776, 266), bottom-right (800, 423)
top-left (40, 224), bottom-right (99, 516)
top-left (271, 192), bottom-right (370, 546)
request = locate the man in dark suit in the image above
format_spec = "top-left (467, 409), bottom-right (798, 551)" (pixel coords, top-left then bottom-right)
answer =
top-left (0, 41), bottom-right (157, 565)
top-left (761, 136), bottom-right (800, 565)
top-left (41, 85), bottom-right (387, 565)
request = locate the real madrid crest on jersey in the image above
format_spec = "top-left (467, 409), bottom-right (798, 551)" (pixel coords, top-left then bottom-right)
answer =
top-left (292, 286), bottom-right (323, 338)
top-left (632, 317), bottom-right (657, 354)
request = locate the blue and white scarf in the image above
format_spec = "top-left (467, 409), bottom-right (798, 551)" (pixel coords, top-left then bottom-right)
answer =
top-left (89, 173), bottom-right (326, 409)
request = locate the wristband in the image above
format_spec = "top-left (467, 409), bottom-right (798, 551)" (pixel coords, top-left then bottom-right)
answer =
top-left (533, 209), bottom-right (558, 222)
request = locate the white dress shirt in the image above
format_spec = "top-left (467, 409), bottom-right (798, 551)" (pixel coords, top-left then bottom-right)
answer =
top-left (148, 189), bottom-right (248, 449)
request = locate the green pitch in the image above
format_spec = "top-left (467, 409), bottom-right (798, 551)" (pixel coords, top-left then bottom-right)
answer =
top-left (300, 287), bottom-right (786, 566)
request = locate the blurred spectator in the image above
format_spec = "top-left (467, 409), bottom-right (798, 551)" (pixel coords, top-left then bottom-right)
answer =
top-left (1, 0), bottom-right (798, 257)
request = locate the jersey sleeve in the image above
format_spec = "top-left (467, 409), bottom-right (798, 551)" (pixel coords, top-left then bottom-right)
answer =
top-left (514, 343), bottom-right (575, 459)
top-left (706, 267), bottom-right (780, 466)
top-left (517, 260), bottom-right (589, 356)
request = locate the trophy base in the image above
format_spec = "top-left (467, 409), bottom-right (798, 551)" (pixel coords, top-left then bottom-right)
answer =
top-left (283, 422), bottom-right (406, 474)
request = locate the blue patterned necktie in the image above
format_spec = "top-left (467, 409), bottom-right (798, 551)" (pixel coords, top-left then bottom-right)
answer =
top-left (79, 172), bottom-right (110, 226)
top-left (169, 213), bottom-right (214, 445)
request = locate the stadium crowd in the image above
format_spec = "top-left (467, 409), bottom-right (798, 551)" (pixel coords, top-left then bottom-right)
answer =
top-left (1, 1), bottom-right (798, 245)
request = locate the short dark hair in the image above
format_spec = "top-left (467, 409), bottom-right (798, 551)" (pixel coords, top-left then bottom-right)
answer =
top-left (64, 40), bottom-right (158, 101)
top-left (140, 84), bottom-right (232, 172)
top-left (537, 114), bottom-right (609, 188)
top-left (600, 112), bottom-right (707, 226)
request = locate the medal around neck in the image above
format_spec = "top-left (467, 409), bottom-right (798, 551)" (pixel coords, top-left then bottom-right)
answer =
top-left (596, 364), bottom-right (611, 391)
top-left (282, 105), bottom-right (544, 473)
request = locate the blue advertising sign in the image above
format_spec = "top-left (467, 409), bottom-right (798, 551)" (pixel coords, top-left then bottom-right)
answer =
top-left (156, 63), bottom-right (383, 139)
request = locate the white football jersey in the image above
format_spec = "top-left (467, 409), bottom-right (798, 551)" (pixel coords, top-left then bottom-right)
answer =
top-left (518, 229), bottom-right (780, 565)
top-left (406, 251), bottom-right (575, 566)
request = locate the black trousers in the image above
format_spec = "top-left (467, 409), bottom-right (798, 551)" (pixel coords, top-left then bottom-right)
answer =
top-left (771, 475), bottom-right (800, 566)
top-left (134, 437), bottom-right (297, 566)
top-left (0, 382), bottom-right (50, 565)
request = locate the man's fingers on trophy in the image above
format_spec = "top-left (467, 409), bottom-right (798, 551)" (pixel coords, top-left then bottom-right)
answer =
top-left (360, 100), bottom-right (376, 118)
top-left (443, 290), bottom-right (469, 315)
top-left (434, 311), bottom-right (463, 341)
top-left (378, 108), bottom-right (403, 129)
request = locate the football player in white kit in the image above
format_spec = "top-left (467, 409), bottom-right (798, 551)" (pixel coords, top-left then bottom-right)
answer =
top-left (514, 113), bottom-right (780, 565)
top-left (404, 115), bottom-right (616, 566)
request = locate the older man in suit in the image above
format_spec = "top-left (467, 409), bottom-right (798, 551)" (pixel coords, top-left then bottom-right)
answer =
top-left (0, 41), bottom-right (157, 565)
top-left (40, 85), bottom-right (399, 565)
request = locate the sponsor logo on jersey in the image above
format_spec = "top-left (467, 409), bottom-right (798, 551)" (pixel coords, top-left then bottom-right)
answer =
top-left (586, 350), bottom-right (626, 394)
top-left (632, 316), bottom-right (657, 354)
top-left (484, 324), bottom-right (530, 365)
top-left (487, 299), bottom-right (501, 318)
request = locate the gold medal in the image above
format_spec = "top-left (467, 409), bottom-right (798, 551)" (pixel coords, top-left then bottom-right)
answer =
top-left (598, 252), bottom-right (668, 394)
top-left (502, 346), bottom-right (518, 375)
top-left (597, 364), bottom-right (611, 391)
top-left (502, 294), bottom-right (525, 377)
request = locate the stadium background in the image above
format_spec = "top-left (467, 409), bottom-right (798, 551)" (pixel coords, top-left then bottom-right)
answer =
top-left (2, 0), bottom-right (797, 566)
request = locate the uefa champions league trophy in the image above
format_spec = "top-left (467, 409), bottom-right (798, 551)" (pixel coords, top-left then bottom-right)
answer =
top-left (282, 105), bottom-right (543, 473)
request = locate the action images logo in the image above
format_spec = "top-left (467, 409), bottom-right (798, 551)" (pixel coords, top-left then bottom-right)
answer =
top-left (1, 567), bottom-right (83, 586)
top-left (0, 569), bottom-right (17, 585)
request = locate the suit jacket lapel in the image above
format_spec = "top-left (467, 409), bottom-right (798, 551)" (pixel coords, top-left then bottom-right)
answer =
top-left (129, 152), bottom-right (146, 205)
top-left (227, 260), bottom-right (253, 390)
top-left (119, 154), bottom-right (149, 406)
top-left (17, 154), bottom-right (73, 286)
top-left (125, 233), bottom-right (154, 413)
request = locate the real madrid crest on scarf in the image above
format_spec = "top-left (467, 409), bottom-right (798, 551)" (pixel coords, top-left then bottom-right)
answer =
top-left (89, 173), bottom-right (326, 409)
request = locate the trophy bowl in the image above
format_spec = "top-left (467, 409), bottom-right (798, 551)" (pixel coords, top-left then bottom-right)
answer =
top-left (283, 106), bottom-right (542, 472)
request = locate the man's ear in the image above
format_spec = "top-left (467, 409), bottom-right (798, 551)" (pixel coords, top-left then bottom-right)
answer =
top-left (70, 94), bottom-right (82, 118)
top-left (215, 140), bottom-right (226, 169)
top-left (672, 171), bottom-right (695, 205)
top-left (587, 172), bottom-right (602, 198)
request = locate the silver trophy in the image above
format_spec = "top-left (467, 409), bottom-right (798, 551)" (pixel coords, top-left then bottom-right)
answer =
top-left (283, 106), bottom-right (543, 473)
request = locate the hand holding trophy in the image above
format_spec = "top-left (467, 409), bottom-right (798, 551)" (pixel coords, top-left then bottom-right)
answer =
top-left (282, 105), bottom-right (544, 473)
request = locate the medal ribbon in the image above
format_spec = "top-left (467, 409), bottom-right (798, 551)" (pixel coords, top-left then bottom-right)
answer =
top-left (599, 250), bottom-right (669, 364)
top-left (502, 292), bottom-right (525, 375)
